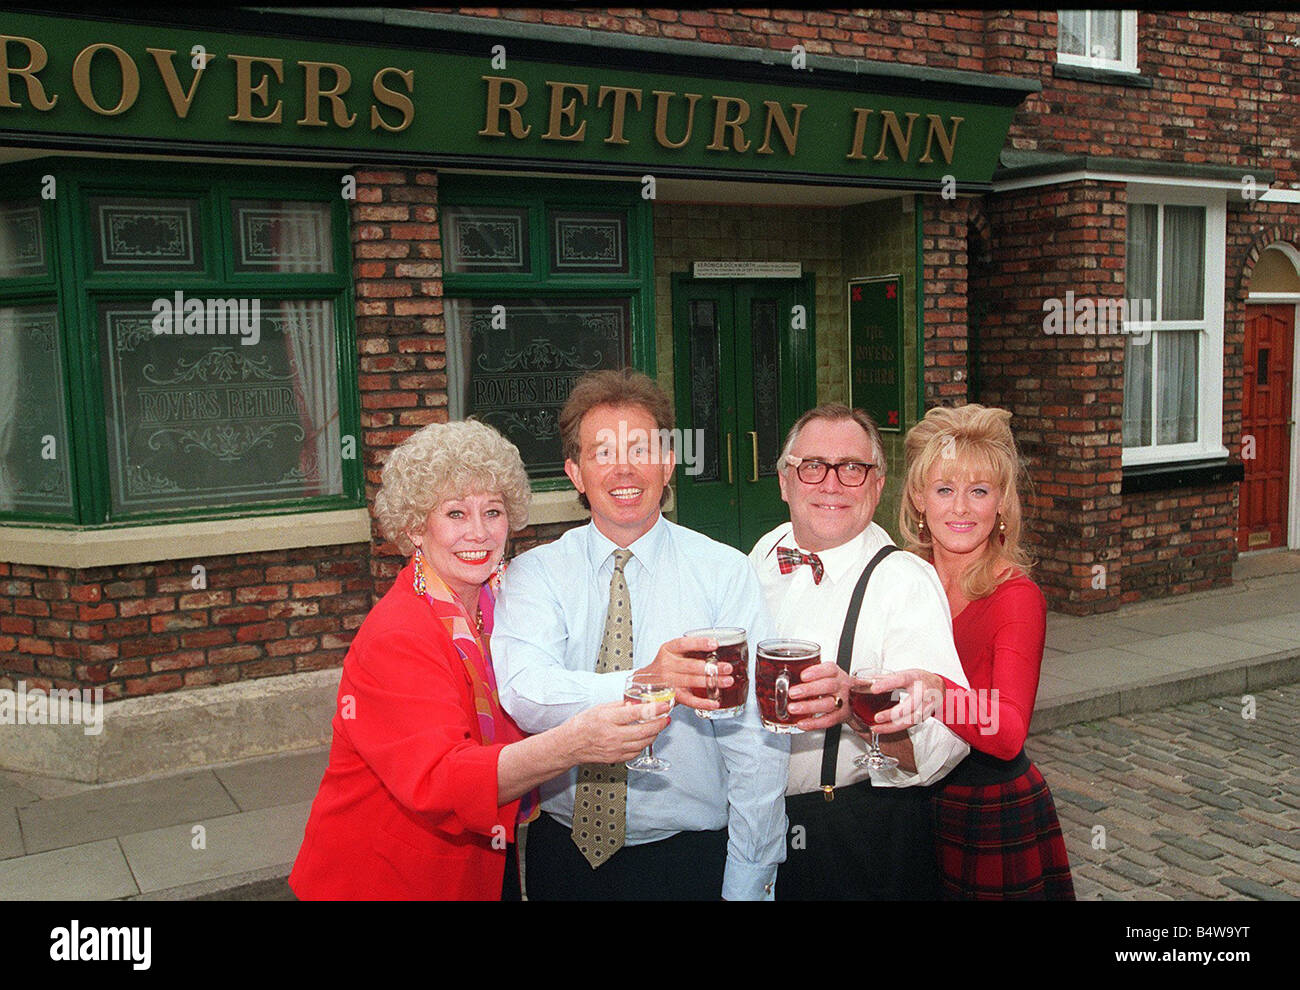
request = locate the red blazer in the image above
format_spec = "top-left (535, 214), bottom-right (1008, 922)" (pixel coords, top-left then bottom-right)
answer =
top-left (289, 563), bottom-right (525, 900)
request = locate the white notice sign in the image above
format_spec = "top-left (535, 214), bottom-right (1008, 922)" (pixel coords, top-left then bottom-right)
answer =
top-left (693, 261), bottom-right (803, 279)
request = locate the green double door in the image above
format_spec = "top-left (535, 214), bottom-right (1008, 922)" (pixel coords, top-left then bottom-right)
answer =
top-left (671, 275), bottom-right (816, 552)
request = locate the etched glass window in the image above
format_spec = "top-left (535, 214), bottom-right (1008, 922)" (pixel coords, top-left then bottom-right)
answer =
top-left (0, 201), bottom-right (48, 278)
top-left (446, 297), bottom-right (632, 478)
top-left (99, 299), bottom-right (342, 515)
top-left (231, 200), bottom-right (333, 273)
top-left (90, 196), bottom-right (204, 272)
top-left (444, 206), bottom-right (530, 274)
top-left (688, 300), bottom-right (720, 483)
top-left (0, 306), bottom-right (73, 514)
top-left (550, 210), bottom-right (628, 274)
top-left (750, 298), bottom-right (782, 477)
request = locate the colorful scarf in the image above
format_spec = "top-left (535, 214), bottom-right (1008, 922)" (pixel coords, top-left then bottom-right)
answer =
top-left (412, 547), bottom-right (539, 824)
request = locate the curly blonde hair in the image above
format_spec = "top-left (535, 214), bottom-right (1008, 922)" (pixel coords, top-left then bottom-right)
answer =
top-left (899, 404), bottom-right (1034, 601)
top-left (374, 419), bottom-right (531, 556)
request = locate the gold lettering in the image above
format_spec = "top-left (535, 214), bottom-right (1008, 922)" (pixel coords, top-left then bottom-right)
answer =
top-left (0, 34), bottom-right (57, 110)
top-left (542, 80), bottom-right (588, 142)
top-left (917, 114), bottom-right (963, 165)
top-left (846, 108), bottom-right (873, 160)
top-left (371, 67), bottom-right (414, 133)
top-left (756, 100), bottom-right (806, 156)
top-left (298, 60), bottom-right (356, 128)
top-left (597, 85), bottom-right (642, 146)
top-left (478, 75), bottom-right (530, 138)
top-left (71, 43), bottom-right (139, 116)
top-left (652, 90), bottom-right (701, 149)
top-left (228, 54), bottom-right (283, 123)
top-left (873, 110), bottom-right (919, 162)
top-left (146, 48), bottom-right (207, 119)
top-left (706, 95), bottom-right (751, 153)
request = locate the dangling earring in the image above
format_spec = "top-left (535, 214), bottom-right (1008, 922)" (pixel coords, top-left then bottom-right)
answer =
top-left (918, 513), bottom-right (926, 534)
top-left (998, 516), bottom-right (1006, 545)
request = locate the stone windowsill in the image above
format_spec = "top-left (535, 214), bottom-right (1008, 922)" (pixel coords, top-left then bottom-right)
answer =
top-left (0, 489), bottom-right (601, 569)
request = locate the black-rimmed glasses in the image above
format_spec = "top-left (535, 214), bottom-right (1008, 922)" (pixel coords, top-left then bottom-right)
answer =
top-left (785, 456), bottom-right (875, 487)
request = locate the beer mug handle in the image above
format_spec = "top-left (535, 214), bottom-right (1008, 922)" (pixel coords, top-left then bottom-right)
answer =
top-left (775, 668), bottom-right (790, 720)
top-left (704, 656), bottom-right (719, 700)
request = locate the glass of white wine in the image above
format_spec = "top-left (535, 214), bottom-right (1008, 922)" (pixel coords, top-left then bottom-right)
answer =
top-left (624, 672), bottom-right (674, 772)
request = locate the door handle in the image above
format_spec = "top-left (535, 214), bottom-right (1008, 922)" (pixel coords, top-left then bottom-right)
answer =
top-left (726, 432), bottom-right (734, 485)
top-left (748, 432), bottom-right (759, 483)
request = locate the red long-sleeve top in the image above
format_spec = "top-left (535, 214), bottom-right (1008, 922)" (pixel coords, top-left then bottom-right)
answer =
top-left (289, 562), bottom-right (524, 900)
top-left (940, 575), bottom-right (1046, 761)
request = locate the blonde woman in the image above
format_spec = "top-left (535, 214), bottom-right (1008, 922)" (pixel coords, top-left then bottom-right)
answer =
top-left (872, 404), bottom-right (1074, 899)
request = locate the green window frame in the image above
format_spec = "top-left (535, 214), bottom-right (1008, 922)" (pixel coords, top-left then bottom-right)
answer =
top-left (0, 162), bottom-right (362, 527)
top-left (440, 175), bottom-right (654, 487)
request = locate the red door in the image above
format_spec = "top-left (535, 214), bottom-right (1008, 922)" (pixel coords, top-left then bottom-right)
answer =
top-left (1238, 304), bottom-right (1295, 551)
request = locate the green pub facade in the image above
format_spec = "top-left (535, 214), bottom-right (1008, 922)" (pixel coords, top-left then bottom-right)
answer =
top-left (2, 8), bottom-right (1294, 780)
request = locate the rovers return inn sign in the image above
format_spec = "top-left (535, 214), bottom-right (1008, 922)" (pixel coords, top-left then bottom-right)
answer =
top-left (0, 12), bottom-right (1027, 187)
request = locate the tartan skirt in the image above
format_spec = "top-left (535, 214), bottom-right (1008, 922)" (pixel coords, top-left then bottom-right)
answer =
top-left (932, 759), bottom-right (1076, 900)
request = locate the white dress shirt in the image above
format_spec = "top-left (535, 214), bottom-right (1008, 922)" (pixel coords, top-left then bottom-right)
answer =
top-left (493, 515), bottom-right (790, 900)
top-left (749, 521), bottom-right (970, 795)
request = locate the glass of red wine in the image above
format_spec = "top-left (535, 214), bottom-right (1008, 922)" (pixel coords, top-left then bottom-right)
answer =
top-left (849, 663), bottom-right (899, 771)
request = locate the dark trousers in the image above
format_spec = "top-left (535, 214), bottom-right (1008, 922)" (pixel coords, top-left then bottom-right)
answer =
top-left (777, 779), bottom-right (940, 900)
top-left (524, 811), bottom-right (728, 900)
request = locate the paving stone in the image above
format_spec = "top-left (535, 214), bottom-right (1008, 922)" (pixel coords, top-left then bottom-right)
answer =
top-left (1206, 818), bottom-right (1267, 846)
top-left (1219, 877), bottom-right (1298, 901)
top-left (1227, 775), bottom-right (1281, 798)
top-left (1052, 787), bottom-right (1108, 814)
top-left (1231, 790), bottom-right (1292, 815)
top-left (1145, 788), bottom-right (1204, 811)
top-left (1151, 830), bottom-right (1225, 860)
top-left (1116, 846), bottom-right (1164, 870)
top-left (1154, 846), bottom-right (1222, 876)
top-left (1157, 864), bottom-right (1235, 898)
top-left (1103, 857), bottom-right (1161, 887)
top-left (1199, 831), bottom-right (1272, 865)
top-left (1217, 853), bottom-right (1293, 886)
top-left (1172, 749), bottom-right (1231, 770)
top-left (1263, 843), bottom-right (1300, 864)
top-left (1195, 790), bottom-right (1246, 812)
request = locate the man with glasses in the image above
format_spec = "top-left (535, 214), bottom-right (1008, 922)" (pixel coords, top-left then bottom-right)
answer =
top-left (748, 403), bottom-right (969, 899)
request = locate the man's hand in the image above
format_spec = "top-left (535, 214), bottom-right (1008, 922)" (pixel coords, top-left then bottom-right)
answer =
top-left (564, 699), bottom-right (670, 765)
top-left (847, 668), bottom-right (946, 736)
top-left (638, 636), bottom-right (733, 711)
top-left (785, 662), bottom-right (851, 730)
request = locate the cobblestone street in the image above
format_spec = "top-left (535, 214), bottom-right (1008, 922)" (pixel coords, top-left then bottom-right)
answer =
top-left (1029, 682), bottom-right (1300, 900)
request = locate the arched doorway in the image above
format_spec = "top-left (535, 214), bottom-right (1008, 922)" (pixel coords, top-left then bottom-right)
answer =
top-left (1241, 244), bottom-right (1300, 551)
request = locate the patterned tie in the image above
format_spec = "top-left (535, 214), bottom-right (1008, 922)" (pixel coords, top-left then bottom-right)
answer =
top-left (776, 546), bottom-right (825, 584)
top-left (572, 548), bottom-right (634, 868)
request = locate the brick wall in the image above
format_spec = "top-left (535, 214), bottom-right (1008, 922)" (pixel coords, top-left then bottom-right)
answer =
top-left (1120, 488), bottom-right (1238, 602)
top-left (920, 195), bottom-right (972, 408)
top-left (972, 180), bottom-right (1128, 615)
top-left (454, 7), bottom-right (989, 66)
top-left (0, 546), bottom-right (369, 701)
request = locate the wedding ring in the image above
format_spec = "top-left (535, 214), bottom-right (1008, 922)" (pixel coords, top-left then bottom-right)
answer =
top-left (834, 696), bottom-right (844, 710)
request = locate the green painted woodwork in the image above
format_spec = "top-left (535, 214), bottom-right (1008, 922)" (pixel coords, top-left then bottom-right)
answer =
top-left (0, 161), bottom-right (362, 527)
top-left (2, 11), bottom-right (1017, 187)
top-left (671, 274), bottom-right (815, 552)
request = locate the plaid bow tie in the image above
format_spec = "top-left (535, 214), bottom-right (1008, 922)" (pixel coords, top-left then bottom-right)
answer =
top-left (776, 546), bottom-right (824, 584)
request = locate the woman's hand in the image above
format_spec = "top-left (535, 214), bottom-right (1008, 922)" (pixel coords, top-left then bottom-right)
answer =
top-left (848, 668), bottom-right (946, 737)
top-left (563, 699), bottom-right (671, 766)
top-left (785, 662), bottom-right (852, 730)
